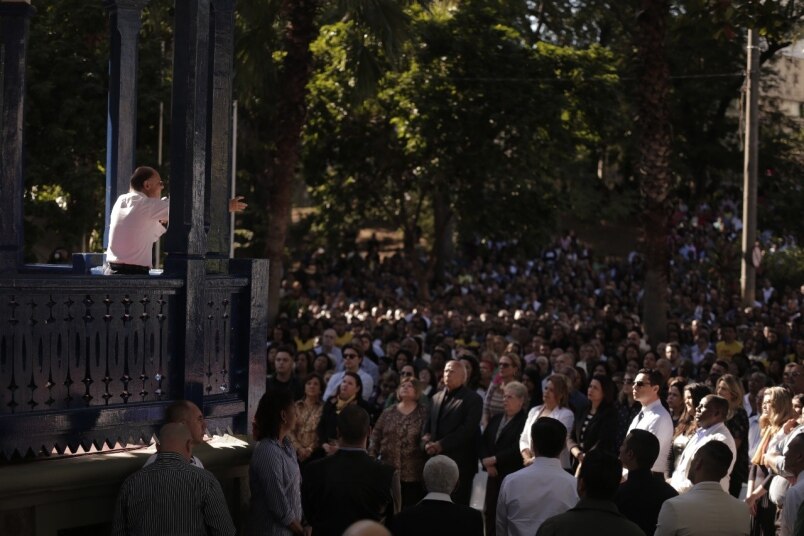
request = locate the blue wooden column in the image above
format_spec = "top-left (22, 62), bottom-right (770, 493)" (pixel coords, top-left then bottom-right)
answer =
top-left (164, 0), bottom-right (212, 405)
top-left (0, 1), bottom-right (35, 273)
top-left (102, 0), bottom-right (149, 248)
top-left (205, 0), bottom-right (236, 262)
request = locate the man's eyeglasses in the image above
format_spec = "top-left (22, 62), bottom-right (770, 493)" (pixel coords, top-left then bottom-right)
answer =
top-left (344, 353), bottom-right (360, 359)
top-left (400, 371), bottom-right (415, 377)
top-left (634, 381), bottom-right (651, 388)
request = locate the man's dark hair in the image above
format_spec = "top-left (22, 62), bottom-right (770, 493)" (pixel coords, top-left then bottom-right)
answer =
top-left (637, 368), bottom-right (663, 388)
top-left (342, 343), bottom-right (362, 358)
top-left (695, 440), bottom-right (733, 480)
top-left (275, 344), bottom-right (296, 358)
top-left (531, 417), bottom-right (567, 458)
top-left (579, 449), bottom-right (622, 500)
top-left (337, 405), bottom-right (370, 443)
top-left (164, 400), bottom-right (195, 424)
top-left (624, 429), bottom-right (660, 469)
top-left (394, 348), bottom-right (413, 364)
top-left (704, 395), bottom-right (730, 419)
top-left (130, 166), bottom-right (158, 191)
top-left (253, 389), bottom-right (294, 441)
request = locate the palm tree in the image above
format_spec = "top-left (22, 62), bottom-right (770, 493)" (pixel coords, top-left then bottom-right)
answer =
top-left (237, 0), bottom-right (419, 324)
top-left (635, 0), bottom-right (672, 344)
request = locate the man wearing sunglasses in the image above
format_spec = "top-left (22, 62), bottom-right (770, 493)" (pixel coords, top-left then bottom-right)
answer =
top-left (323, 344), bottom-right (374, 401)
top-left (626, 368), bottom-right (673, 477)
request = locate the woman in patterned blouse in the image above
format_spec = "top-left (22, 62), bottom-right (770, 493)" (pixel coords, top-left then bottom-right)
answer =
top-left (369, 378), bottom-right (428, 509)
top-left (291, 373), bottom-right (324, 464)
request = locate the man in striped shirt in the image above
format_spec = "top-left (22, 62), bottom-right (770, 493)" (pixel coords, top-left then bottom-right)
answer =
top-left (112, 423), bottom-right (235, 536)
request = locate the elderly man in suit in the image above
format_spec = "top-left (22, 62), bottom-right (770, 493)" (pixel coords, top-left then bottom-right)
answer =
top-left (422, 359), bottom-right (483, 505)
top-left (389, 456), bottom-right (483, 536)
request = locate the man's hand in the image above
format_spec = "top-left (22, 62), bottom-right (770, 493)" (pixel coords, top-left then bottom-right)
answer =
top-left (228, 196), bottom-right (247, 212)
top-left (425, 441), bottom-right (443, 456)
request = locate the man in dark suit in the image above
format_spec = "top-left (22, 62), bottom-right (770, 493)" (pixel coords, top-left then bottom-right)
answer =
top-left (389, 455), bottom-right (483, 536)
top-left (614, 429), bottom-right (678, 535)
top-left (422, 359), bottom-right (483, 505)
top-left (302, 405), bottom-right (400, 536)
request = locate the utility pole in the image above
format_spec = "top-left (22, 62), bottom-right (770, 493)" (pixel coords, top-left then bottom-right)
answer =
top-left (741, 28), bottom-right (759, 306)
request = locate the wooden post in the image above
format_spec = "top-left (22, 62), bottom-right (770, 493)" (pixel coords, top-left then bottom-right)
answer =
top-left (206, 0), bottom-right (236, 265)
top-left (0, 1), bottom-right (35, 273)
top-left (102, 0), bottom-right (149, 249)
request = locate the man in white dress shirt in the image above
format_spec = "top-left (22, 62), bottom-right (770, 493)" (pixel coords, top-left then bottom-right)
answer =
top-left (655, 441), bottom-right (750, 535)
top-left (627, 368), bottom-right (674, 475)
top-left (668, 395), bottom-right (736, 493)
top-left (323, 344), bottom-right (374, 401)
top-left (497, 417), bottom-right (578, 536)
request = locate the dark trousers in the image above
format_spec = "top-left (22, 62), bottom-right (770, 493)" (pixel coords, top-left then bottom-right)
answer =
top-left (452, 467), bottom-right (475, 506)
top-left (484, 474), bottom-right (502, 536)
top-left (105, 262), bottom-right (149, 275)
top-left (400, 481), bottom-right (425, 510)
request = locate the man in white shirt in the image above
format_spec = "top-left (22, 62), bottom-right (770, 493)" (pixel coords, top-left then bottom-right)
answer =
top-left (780, 434), bottom-right (804, 536)
top-left (655, 441), bottom-right (750, 535)
top-left (669, 395), bottom-right (736, 493)
top-left (105, 166), bottom-right (245, 274)
top-left (497, 417), bottom-right (578, 536)
top-left (323, 344), bottom-right (374, 401)
top-left (627, 368), bottom-right (674, 475)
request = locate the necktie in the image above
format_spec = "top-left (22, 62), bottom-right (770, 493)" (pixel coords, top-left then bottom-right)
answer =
top-left (636, 410), bottom-right (645, 424)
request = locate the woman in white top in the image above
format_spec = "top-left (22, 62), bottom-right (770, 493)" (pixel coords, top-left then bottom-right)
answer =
top-left (519, 373), bottom-right (574, 469)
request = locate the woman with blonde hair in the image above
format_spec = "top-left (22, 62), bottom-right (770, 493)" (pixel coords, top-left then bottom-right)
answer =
top-left (716, 374), bottom-right (750, 497)
top-left (745, 386), bottom-right (798, 535)
top-left (518, 373), bottom-right (574, 470)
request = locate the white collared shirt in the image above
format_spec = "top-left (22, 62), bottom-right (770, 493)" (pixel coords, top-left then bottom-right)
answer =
top-left (496, 457), bottom-right (578, 536)
top-left (627, 398), bottom-right (674, 474)
top-left (421, 492), bottom-right (452, 503)
top-left (106, 192), bottom-right (169, 268)
top-left (322, 369), bottom-right (374, 401)
top-left (518, 404), bottom-right (574, 469)
top-left (669, 421), bottom-right (736, 493)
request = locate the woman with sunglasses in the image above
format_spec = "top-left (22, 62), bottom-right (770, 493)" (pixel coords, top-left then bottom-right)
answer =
top-left (482, 353), bottom-right (521, 428)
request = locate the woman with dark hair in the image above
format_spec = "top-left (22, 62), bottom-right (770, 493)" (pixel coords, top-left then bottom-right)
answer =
top-left (717, 373), bottom-right (750, 497)
top-left (417, 366), bottom-right (437, 398)
top-left (369, 378), bottom-right (428, 509)
top-left (316, 371), bottom-right (371, 457)
top-left (666, 377), bottom-right (688, 428)
top-left (294, 351), bottom-right (313, 378)
top-left (249, 390), bottom-right (304, 535)
top-left (290, 373), bottom-right (324, 464)
top-left (460, 354), bottom-right (482, 394)
top-left (521, 367), bottom-right (543, 409)
top-left (668, 382), bottom-right (711, 477)
top-left (568, 374), bottom-right (618, 471)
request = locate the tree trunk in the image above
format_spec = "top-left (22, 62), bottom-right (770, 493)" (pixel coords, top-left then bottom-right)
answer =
top-left (635, 0), bottom-right (672, 346)
top-left (262, 0), bottom-right (319, 327)
top-left (432, 186), bottom-right (453, 285)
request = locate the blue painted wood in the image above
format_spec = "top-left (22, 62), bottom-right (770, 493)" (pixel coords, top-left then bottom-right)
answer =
top-left (0, 2), bottom-right (35, 273)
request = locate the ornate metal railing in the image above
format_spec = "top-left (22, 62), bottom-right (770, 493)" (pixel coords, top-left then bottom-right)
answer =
top-left (0, 263), bottom-right (267, 461)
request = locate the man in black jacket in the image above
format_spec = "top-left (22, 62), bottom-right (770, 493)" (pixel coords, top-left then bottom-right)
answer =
top-left (614, 429), bottom-right (678, 535)
top-left (422, 359), bottom-right (483, 505)
top-left (389, 455), bottom-right (483, 536)
top-left (302, 405), bottom-right (400, 536)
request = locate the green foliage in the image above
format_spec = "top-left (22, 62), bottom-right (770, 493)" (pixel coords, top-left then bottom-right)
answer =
top-left (24, 0), bottom-right (172, 261)
top-left (764, 247), bottom-right (804, 294)
top-left (302, 0), bottom-right (626, 257)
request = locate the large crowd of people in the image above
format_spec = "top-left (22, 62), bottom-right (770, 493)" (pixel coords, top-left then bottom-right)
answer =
top-left (113, 197), bottom-right (804, 535)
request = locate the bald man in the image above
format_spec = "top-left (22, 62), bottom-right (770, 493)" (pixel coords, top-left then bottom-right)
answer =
top-left (422, 360), bottom-right (483, 505)
top-left (112, 423), bottom-right (235, 536)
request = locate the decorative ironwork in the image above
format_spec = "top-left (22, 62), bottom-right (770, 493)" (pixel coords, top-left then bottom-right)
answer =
top-left (0, 288), bottom-right (173, 415)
